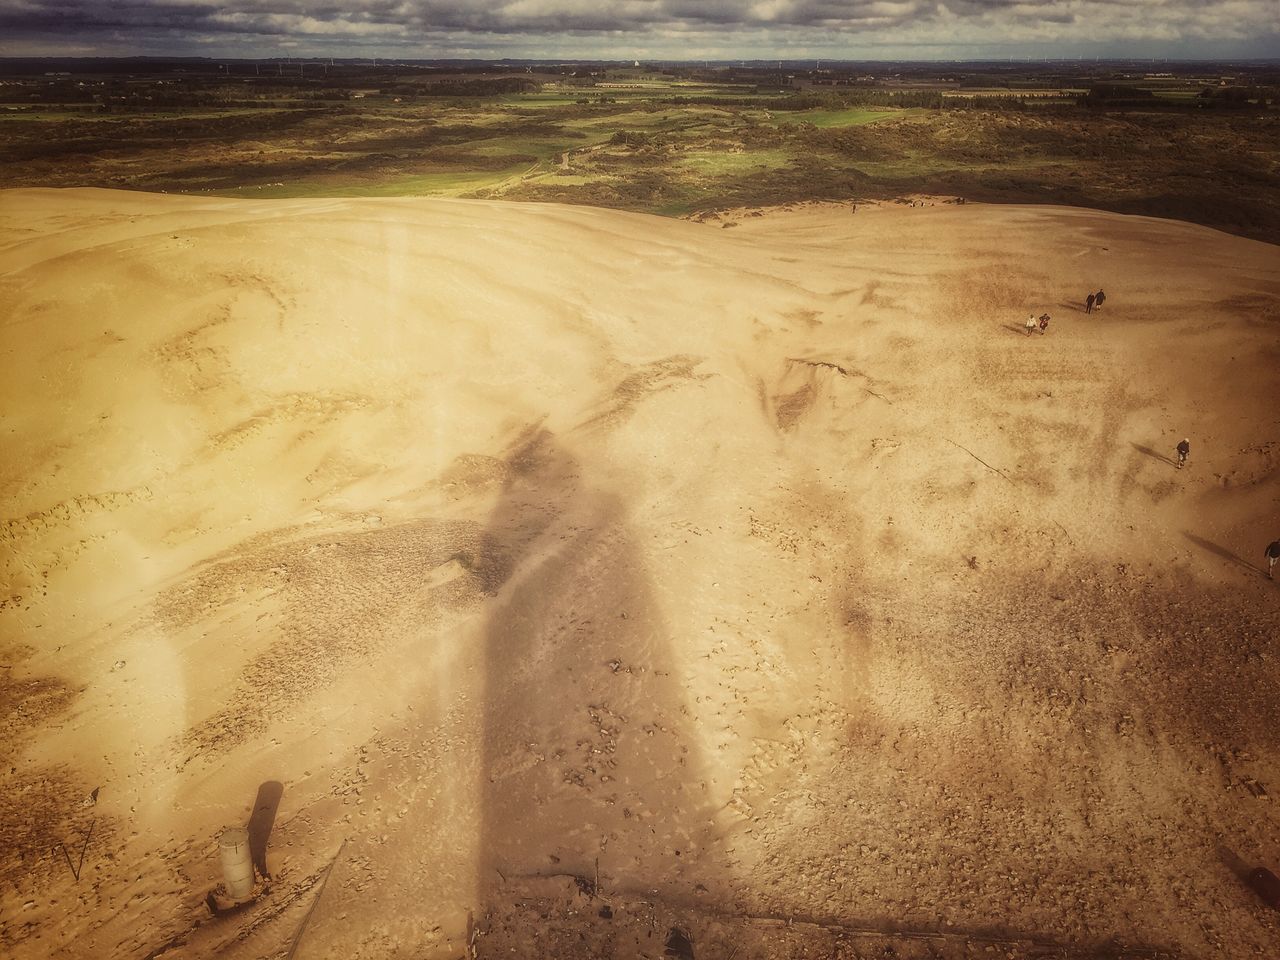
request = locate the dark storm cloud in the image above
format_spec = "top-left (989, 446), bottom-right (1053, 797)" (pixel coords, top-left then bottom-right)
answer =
top-left (0, 0), bottom-right (1059, 34)
top-left (1, 0), bottom-right (1276, 56)
top-left (0, 1), bottom-right (207, 31)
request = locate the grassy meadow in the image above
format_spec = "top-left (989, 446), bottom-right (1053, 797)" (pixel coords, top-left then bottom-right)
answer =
top-left (2, 73), bottom-right (1278, 242)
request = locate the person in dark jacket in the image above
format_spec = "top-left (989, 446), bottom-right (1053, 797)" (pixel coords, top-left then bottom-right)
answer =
top-left (1176, 437), bottom-right (1190, 468)
top-left (1085, 292), bottom-right (1096, 314)
top-left (1095, 289), bottom-right (1107, 311)
top-left (1265, 540), bottom-right (1280, 579)
top-left (1038, 313), bottom-right (1050, 334)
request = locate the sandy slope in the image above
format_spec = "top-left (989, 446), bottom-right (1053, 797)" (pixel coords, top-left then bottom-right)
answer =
top-left (1, 189), bottom-right (1278, 960)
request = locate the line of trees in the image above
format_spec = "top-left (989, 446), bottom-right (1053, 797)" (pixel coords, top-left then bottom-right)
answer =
top-left (771, 90), bottom-right (948, 109)
top-left (379, 77), bottom-right (539, 98)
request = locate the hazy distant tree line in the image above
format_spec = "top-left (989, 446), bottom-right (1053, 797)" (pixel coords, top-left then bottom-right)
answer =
top-left (0, 75), bottom-right (539, 110)
top-left (2, 74), bottom-right (1272, 116)
top-left (378, 77), bottom-right (539, 97)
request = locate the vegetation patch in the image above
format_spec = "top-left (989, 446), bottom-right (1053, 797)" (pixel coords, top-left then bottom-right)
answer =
top-left (1, 65), bottom-right (1276, 242)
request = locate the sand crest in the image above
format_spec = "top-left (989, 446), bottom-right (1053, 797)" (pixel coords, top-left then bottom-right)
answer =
top-left (1, 189), bottom-right (1278, 958)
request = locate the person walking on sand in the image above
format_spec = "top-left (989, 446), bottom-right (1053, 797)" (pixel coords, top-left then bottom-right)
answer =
top-left (1025, 313), bottom-right (1037, 336)
top-left (1176, 437), bottom-right (1190, 469)
top-left (1095, 289), bottom-right (1106, 311)
top-left (1086, 292), bottom-right (1096, 314)
top-left (1038, 313), bottom-right (1050, 334)
top-left (1265, 540), bottom-right (1280, 579)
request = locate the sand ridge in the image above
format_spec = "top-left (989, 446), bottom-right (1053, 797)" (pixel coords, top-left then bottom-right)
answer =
top-left (1, 189), bottom-right (1278, 959)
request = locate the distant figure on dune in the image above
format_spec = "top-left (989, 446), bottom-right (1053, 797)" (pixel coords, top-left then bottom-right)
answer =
top-left (1038, 313), bottom-right (1051, 334)
top-left (1025, 314), bottom-right (1037, 336)
top-left (1095, 289), bottom-right (1107, 311)
top-left (1085, 292), bottom-right (1096, 314)
top-left (1265, 540), bottom-right (1280, 579)
top-left (1176, 438), bottom-right (1190, 469)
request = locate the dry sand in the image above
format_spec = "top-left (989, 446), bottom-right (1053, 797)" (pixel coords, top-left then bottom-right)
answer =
top-left (1, 189), bottom-right (1279, 959)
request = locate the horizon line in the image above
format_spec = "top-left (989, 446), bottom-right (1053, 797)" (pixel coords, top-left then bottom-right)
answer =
top-left (3, 55), bottom-right (1279, 64)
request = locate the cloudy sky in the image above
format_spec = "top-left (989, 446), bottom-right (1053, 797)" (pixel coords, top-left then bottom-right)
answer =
top-left (2, 0), bottom-right (1277, 60)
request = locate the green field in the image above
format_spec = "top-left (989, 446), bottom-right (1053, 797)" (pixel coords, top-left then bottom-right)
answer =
top-left (2, 74), bottom-right (1277, 243)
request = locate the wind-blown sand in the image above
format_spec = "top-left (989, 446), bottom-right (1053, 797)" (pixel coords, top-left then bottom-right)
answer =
top-left (2, 189), bottom-right (1278, 959)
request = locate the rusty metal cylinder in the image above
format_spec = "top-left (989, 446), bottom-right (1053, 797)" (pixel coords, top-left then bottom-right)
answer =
top-left (218, 827), bottom-right (254, 899)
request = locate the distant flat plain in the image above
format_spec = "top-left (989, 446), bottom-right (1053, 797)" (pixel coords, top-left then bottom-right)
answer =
top-left (2, 71), bottom-right (1277, 242)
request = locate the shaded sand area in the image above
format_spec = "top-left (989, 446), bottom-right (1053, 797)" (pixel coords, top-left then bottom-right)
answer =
top-left (2, 189), bottom-right (1279, 959)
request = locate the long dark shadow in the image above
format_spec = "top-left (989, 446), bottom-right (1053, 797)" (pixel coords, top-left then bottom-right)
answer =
top-left (246, 780), bottom-right (283, 880)
top-left (1183, 532), bottom-right (1258, 575)
top-left (1002, 323), bottom-right (1029, 336)
top-left (1218, 845), bottom-right (1280, 910)
top-left (1217, 844), bottom-right (1252, 883)
top-left (1131, 442), bottom-right (1175, 466)
top-left (477, 428), bottom-right (725, 921)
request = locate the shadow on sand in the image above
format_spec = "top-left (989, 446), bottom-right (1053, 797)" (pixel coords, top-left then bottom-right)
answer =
top-left (247, 780), bottom-right (283, 880)
top-left (1218, 845), bottom-right (1280, 909)
top-left (1183, 532), bottom-right (1259, 575)
top-left (477, 427), bottom-right (726, 910)
top-left (1218, 845), bottom-right (1252, 883)
top-left (1131, 442), bottom-right (1176, 467)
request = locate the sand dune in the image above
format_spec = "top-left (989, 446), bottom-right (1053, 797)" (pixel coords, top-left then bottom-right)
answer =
top-left (2, 189), bottom-right (1279, 959)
